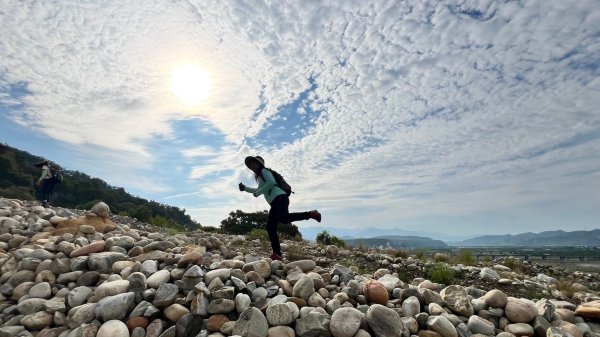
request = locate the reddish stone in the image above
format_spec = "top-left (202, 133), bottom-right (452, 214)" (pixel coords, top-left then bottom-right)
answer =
top-left (127, 316), bottom-right (149, 331)
top-left (363, 280), bottom-right (389, 305)
top-left (207, 314), bottom-right (229, 332)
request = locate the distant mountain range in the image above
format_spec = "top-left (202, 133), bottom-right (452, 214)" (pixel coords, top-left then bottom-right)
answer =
top-left (300, 226), bottom-right (475, 242)
top-left (308, 228), bottom-right (600, 248)
top-left (344, 235), bottom-right (448, 249)
top-left (451, 229), bottom-right (600, 247)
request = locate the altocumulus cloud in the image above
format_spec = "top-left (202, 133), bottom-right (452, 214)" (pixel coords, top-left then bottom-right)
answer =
top-left (0, 0), bottom-right (599, 234)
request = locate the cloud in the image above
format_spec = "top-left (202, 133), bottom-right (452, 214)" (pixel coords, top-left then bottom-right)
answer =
top-left (1, 0), bottom-right (598, 233)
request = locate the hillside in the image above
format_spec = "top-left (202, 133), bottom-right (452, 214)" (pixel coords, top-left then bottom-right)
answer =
top-left (345, 235), bottom-right (448, 249)
top-left (0, 143), bottom-right (200, 230)
top-left (454, 229), bottom-right (600, 247)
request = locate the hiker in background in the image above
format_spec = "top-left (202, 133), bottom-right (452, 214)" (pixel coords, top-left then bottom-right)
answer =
top-left (34, 160), bottom-right (56, 207)
top-left (239, 155), bottom-right (321, 261)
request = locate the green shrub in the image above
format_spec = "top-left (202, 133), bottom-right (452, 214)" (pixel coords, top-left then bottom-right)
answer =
top-left (427, 263), bottom-right (455, 285)
top-left (415, 249), bottom-right (426, 260)
top-left (316, 230), bottom-right (346, 248)
top-left (482, 256), bottom-right (492, 263)
top-left (458, 249), bottom-right (475, 265)
top-left (249, 228), bottom-right (269, 241)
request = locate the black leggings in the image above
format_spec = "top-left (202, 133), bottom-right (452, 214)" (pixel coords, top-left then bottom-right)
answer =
top-left (41, 179), bottom-right (56, 204)
top-left (267, 195), bottom-right (310, 255)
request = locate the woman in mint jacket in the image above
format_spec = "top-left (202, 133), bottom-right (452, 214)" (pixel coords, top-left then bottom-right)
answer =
top-left (239, 156), bottom-right (321, 261)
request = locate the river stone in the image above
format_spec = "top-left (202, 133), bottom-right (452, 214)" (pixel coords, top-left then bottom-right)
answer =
top-left (95, 280), bottom-right (130, 300)
top-left (284, 260), bottom-right (317, 273)
top-left (440, 285), bottom-right (473, 317)
top-left (77, 271), bottom-right (100, 286)
top-left (547, 327), bottom-right (575, 337)
top-left (141, 260), bottom-right (158, 276)
top-left (479, 268), bottom-right (501, 282)
top-left (67, 303), bottom-right (97, 328)
top-left (207, 299), bottom-right (236, 314)
top-left (88, 252), bottom-right (128, 273)
top-left (97, 319), bottom-right (128, 337)
top-left (266, 302), bottom-right (300, 326)
top-left (243, 260), bottom-right (272, 278)
top-left (233, 307), bottom-right (269, 337)
top-left (95, 292), bottom-right (135, 321)
top-left (28, 282), bottom-right (51, 299)
top-left (293, 275), bottom-right (315, 301)
top-left (154, 283), bottom-right (179, 308)
top-left (483, 289), bottom-right (508, 308)
top-left (366, 304), bottom-right (403, 337)
top-left (364, 281), bottom-right (389, 305)
top-left (236, 293), bottom-right (252, 313)
top-left (67, 286), bottom-right (94, 307)
top-left (17, 298), bottom-right (47, 315)
top-left (295, 311), bottom-right (331, 337)
top-left (427, 315), bottom-right (458, 337)
top-left (127, 272), bottom-right (147, 295)
top-left (165, 303), bottom-right (190, 322)
top-left (575, 301), bottom-right (600, 319)
top-left (177, 251), bottom-right (204, 267)
top-left (70, 241), bottom-right (106, 258)
top-left (403, 296), bottom-right (421, 317)
top-left (330, 307), bottom-right (363, 337)
top-left (268, 326), bottom-right (295, 337)
top-left (147, 270), bottom-right (171, 288)
top-left (505, 297), bottom-right (537, 323)
top-left (205, 268), bottom-right (231, 286)
top-left (91, 202), bottom-right (110, 217)
top-left (378, 274), bottom-right (402, 292)
top-left (20, 311), bottom-right (53, 330)
top-left (505, 323), bottom-right (535, 336)
top-left (175, 313), bottom-right (203, 337)
top-left (0, 326), bottom-right (26, 337)
top-left (143, 241), bottom-right (176, 252)
top-left (27, 249), bottom-right (54, 260)
top-left (467, 315), bottom-right (495, 335)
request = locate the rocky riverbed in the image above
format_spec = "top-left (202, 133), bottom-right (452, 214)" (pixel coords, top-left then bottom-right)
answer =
top-left (0, 198), bottom-right (599, 337)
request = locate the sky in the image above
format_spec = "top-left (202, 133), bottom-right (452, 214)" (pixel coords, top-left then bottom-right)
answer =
top-left (1, 0), bottom-right (599, 241)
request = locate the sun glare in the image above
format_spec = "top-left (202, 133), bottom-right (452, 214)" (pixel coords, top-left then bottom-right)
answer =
top-left (171, 64), bottom-right (211, 106)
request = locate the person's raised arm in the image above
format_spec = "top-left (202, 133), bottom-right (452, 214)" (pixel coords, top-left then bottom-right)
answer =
top-left (253, 168), bottom-right (276, 196)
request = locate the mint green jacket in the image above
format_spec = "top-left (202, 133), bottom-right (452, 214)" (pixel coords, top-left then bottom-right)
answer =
top-left (243, 168), bottom-right (286, 204)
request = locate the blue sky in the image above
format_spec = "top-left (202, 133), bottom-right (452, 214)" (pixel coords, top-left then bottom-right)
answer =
top-left (1, 1), bottom-right (599, 240)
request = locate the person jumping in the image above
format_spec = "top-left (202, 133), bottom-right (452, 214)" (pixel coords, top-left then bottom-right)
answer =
top-left (239, 155), bottom-right (321, 261)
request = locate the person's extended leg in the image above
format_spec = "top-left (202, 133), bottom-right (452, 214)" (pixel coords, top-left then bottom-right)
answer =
top-left (277, 196), bottom-right (321, 223)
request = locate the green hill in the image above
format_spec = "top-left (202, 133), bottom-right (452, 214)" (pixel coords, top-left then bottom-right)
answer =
top-left (0, 143), bottom-right (201, 230)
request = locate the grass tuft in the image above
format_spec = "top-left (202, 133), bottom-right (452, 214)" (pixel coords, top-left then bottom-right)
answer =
top-left (427, 263), bottom-right (455, 285)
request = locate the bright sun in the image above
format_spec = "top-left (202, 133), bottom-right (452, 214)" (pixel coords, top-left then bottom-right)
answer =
top-left (171, 63), bottom-right (211, 106)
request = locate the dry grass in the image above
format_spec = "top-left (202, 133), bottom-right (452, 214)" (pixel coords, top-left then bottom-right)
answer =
top-left (556, 278), bottom-right (575, 298)
top-left (287, 244), bottom-right (310, 261)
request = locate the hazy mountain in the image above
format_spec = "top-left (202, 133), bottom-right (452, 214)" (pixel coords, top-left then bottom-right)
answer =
top-left (344, 235), bottom-right (448, 249)
top-left (453, 229), bottom-right (600, 247)
top-left (300, 226), bottom-right (475, 242)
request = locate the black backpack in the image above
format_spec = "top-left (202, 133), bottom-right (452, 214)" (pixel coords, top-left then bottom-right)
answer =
top-left (49, 166), bottom-right (64, 183)
top-left (266, 168), bottom-right (293, 196)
